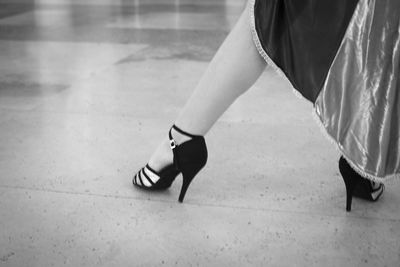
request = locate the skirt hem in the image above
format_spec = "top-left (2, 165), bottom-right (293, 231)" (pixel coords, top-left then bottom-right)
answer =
top-left (312, 110), bottom-right (400, 184)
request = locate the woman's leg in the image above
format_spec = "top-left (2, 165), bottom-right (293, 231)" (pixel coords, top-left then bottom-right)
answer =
top-left (149, 5), bottom-right (266, 170)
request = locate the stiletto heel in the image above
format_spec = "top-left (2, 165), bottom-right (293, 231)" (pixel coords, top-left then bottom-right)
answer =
top-left (345, 185), bottom-right (353, 212)
top-left (340, 158), bottom-right (361, 211)
top-left (178, 162), bottom-right (206, 202)
top-left (179, 172), bottom-right (195, 203)
top-left (338, 156), bottom-right (385, 212)
top-left (133, 124), bottom-right (207, 202)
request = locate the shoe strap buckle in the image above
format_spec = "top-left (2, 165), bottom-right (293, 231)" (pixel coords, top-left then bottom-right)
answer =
top-left (170, 139), bottom-right (177, 149)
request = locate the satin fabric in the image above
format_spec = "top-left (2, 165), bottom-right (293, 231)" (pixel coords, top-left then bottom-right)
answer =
top-left (315, 0), bottom-right (400, 181)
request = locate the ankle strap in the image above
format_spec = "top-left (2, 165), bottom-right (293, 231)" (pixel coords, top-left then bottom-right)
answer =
top-left (168, 124), bottom-right (201, 150)
top-left (171, 124), bottom-right (200, 138)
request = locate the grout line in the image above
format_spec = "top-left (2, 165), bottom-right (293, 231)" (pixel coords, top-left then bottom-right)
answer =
top-left (0, 184), bottom-right (399, 223)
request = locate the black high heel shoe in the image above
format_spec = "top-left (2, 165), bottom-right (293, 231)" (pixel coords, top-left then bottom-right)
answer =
top-left (338, 156), bottom-right (385, 212)
top-left (133, 124), bottom-right (208, 202)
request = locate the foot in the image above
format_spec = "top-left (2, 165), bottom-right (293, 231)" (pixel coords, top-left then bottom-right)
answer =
top-left (132, 129), bottom-right (187, 190)
top-left (132, 125), bottom-right (204, 193)
top-left (340, 156), bottom-right (385, 202)
top-left (353, 179), bottom-right (385, 201)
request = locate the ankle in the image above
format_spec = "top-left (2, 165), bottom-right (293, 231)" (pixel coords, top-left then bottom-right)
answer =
top-left (170, 128), bottom-right (192, 145)
top-left (147, 126), bottom-right (199, 172)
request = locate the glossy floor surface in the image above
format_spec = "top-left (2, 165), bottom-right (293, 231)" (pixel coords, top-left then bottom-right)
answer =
top-left (0, 0), bottom-right (399, 266)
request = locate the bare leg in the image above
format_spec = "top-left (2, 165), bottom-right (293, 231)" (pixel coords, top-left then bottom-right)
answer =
top-left (149, 5), bottom-right (266, 170)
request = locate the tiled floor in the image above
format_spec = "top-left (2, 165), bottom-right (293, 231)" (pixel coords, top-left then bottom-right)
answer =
top-left (0, 0), bottom-right (399, 266)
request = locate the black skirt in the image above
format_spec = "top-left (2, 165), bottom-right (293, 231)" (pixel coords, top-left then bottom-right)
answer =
top-left (252, 0), bottom-right (358, 102)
